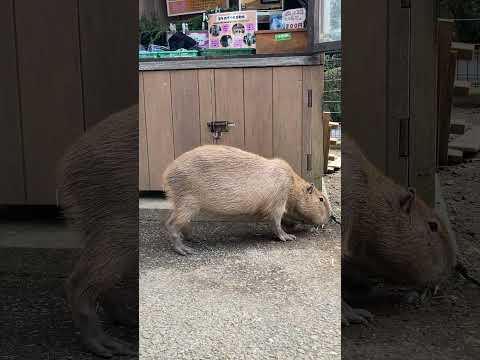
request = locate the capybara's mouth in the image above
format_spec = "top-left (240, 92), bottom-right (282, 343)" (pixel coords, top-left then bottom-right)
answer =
top-left (329, 214), bottom-right (341, 225)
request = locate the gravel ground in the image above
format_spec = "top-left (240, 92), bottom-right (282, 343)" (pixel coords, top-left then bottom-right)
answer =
top-left (0, 246), bottom-right (138, 360)
top-left (342, 106), bottom-right (480, 359)
top-left (139, 169), bottom-right (341, 360)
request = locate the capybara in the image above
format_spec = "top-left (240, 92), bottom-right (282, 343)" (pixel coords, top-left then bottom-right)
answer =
top-left (341, 134), bottom-right (457, 325)
top-left (58, 105), bottom-right (138, 357)
top-left (163, 145), bottom-right (332, 255)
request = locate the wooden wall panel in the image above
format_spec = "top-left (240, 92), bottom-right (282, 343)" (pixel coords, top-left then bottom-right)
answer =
top-left (143, 71), bottom-right (174, 190)
top-left (139, 73), bottom-right (150, 190)
top-left (170, 70), bottom-right (201, 157)
top-left (79, 0), bottom-right (138, 128)
top-left (273, 67), bottom-right (303, 175)
top-left (0, 0), bottom-right (25, 204)
top-left (15, 0), bottom-right (84, 204)
top-left (410, 0), bottom-right (437, 207)
top-left (214, 69), bottom-right (245, 149)
top-left (244, 68), bottom-right (273, 158)
top-left (342, 0), bottom-right (387, 173)
top-left (199, 69), bottom-right (216, 145)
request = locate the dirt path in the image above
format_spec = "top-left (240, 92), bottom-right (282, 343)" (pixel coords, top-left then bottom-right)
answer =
top-left (342, 106), bottom-right (480, 359)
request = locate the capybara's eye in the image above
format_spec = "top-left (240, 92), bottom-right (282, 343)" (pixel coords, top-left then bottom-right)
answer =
top-left (319, 197), bottom-right (324, 202)
top-left (428, 221), bottom-right (438, 232)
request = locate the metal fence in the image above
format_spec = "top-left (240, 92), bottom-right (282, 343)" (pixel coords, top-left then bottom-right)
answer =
top-left (323, 50), bottom-right (341, 139)
top-left (456, 48), bottom-right (480, 87)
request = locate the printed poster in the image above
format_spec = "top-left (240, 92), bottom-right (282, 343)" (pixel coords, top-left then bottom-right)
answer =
top-left (208, 11), bottom-right (258, 49)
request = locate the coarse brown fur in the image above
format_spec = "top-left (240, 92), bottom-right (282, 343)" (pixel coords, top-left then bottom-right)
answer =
top-left (163, 145), bottom-right (331, 255)
top-left (341, 134), bottom-right (457, 325)
top-left (57, 105), bottom-right (138, 357)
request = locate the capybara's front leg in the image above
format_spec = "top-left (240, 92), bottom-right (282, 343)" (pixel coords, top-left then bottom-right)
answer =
top-left (341, 299), bottom-right (373, 326)
top-left (271, 207), bottom-right (296, 242)
top-left (66, 236), bottom-right (136, 358)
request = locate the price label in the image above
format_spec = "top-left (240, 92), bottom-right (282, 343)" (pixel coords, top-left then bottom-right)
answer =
top-left (282, 8), bottom-right (306, 29)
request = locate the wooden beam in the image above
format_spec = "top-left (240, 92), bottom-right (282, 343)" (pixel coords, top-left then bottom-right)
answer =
top-left (447, 148), bottom-right (463, 164)
top-left (449, 126), bottom-right (480, 153)
top-left (450, 118), bottom-right (466, 135)
top-left (453, 80), bottom-right (471, 97)
top-left (436, 20), bottom-right (456, 166)
top-left (451, 42), bottom-right (475, 60)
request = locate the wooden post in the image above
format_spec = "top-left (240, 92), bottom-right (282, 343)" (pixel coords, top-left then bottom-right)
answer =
top-left (436, 19), bottom-right (455, 166)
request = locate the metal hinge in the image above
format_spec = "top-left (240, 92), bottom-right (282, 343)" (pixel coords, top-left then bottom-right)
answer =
top-left (307, 89), bottom-right (312, 108)
top-left (306, 154), bottom-right (312, 171)
top-left (399, 118), bottom-right (409, 157)
top-left (401, 0), bottom-right (411, 8)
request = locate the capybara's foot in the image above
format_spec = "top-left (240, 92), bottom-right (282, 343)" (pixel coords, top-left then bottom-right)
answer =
top-left (172, 237), bottom-right (195, 256)
top-left (277, 232), bottom-right (296, 242)
top-left (81, 330), bottom-right (136, 358)
top-left (103, 300), bottom-right (138, 327)
top-left (342, 300), bottom-right (373, 326)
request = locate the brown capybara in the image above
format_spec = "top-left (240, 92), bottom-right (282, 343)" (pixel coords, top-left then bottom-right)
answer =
top-left (341, 134), bottom-right (457, 325)
top-left (58, 105), bottom-right (138, 357)
top-left (163, 145), bottom-right (332, 255)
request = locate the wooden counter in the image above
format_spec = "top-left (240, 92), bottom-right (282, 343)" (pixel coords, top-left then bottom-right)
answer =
top-left (139, 55), bottom-right (326, 191)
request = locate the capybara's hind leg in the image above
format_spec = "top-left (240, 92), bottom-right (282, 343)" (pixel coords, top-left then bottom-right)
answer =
top-left (270, 206), bottom-right (296, 242)
top-left (66, 240), bottom-right (136, 357)
top-left (166, 205), bottom-right (196, 255)
top-left (101, 265), bottom-right (139, 327)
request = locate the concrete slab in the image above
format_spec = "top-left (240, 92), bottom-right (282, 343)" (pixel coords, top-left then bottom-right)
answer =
top-left (0, 221), bottom-right (83, 249)
top-left (139, 198), bottom-right (172, 210)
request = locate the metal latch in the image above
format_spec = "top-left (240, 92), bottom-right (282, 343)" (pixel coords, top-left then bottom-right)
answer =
top-left (399, 117), bottom-right (409, 157)
top-left (207, 120), bottom-right (235, 142)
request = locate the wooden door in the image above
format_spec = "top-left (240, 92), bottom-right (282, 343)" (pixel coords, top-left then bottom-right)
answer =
top-left (0, 0), bottom-right (25, 204)
top-left (15, 0), bottom-right (85, 204)
top-left (79, 0), bottom-right (139, 128)
top-left (343, 0), bottom-right (438, 206)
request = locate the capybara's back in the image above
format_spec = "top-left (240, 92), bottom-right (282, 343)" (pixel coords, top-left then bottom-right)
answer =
top-left (57, 105), bottom-right (138, 357)
top-left (59, 105), bottom-right (138, 243)
top-left (163, 145), bottom-right (293, 218)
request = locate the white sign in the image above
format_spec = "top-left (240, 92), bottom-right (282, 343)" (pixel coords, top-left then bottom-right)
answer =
top-left (282, 8), bottom-right (306, 29)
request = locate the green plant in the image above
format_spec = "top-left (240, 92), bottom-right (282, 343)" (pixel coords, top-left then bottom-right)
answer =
top-left (139, 16), bottom-right (168, 47)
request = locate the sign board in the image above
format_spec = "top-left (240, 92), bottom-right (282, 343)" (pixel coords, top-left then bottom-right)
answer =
top-left (166, 0), bottom-right (226, 17)
top-left (282, 8), bottom-right (306, 29)
top-left (208, 11), bottom-right (258, 49)
top-left (240, 0), bottom-right (283, 11)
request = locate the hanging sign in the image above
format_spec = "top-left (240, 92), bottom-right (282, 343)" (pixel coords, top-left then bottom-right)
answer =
top-left (166, 0), bottom-right (226, 17)
top-left (282, 8), bottom-right (306, 29)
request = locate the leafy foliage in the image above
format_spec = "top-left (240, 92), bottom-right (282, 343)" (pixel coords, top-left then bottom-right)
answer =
top-left (324, 55), bottom-right (342, 122)
top-left (440, 0), bottom-right (480, 43)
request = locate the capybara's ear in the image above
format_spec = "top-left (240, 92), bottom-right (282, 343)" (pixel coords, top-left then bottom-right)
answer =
top-left (400, 187), bottom-right (416, 213)
top-left (306, 184), bottom-right (314, 194)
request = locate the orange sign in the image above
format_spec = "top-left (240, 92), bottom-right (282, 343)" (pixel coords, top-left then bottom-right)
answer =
top-left (167, 0), bottom-right (227, 17)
